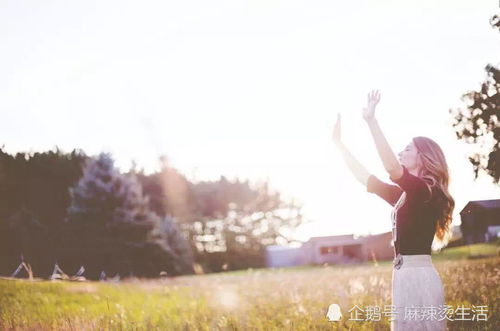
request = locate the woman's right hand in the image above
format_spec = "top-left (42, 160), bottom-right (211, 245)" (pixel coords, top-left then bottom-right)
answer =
top-left (362, 90), bottom-right (380, 121)
top-left (332, 113), bottom-right (342, 146)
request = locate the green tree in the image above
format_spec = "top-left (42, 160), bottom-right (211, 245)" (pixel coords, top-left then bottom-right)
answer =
top-left (0, 147), bottom-right (86, 277)
top-left (66, 152), bottom-right (177, 278)
top-left (135, 157), bottom-right (308, 273)
top-left (450, 15), bottom-right (500, 184)
top-left (158, 215), bottom-right (195, 275)
top-left (191, 177), bottom-right (308, 272)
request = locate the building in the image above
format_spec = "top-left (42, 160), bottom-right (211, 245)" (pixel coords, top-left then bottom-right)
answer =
top-left (442, 225), bottom-right (464, 248)
top-left (265, 231), bottom-right (394, 268)
top-left (265, 245), bottom-right (302, 267)
top-left (460, 199), bottom-right (500, 245)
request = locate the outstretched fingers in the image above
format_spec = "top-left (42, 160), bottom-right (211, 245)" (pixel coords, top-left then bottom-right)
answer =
top-left (368, 90), bottom-right (380, 104)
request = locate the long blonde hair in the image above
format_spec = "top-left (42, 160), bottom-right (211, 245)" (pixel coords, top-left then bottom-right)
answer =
top-left (412, 136), bottom-right (455, 245)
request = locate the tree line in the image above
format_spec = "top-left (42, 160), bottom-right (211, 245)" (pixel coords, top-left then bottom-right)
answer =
top-left (0, 149), bottom-right (307, 279)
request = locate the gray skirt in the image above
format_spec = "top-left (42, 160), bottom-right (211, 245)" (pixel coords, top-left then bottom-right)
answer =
top-left (391, 254), bottom-right (447, 331)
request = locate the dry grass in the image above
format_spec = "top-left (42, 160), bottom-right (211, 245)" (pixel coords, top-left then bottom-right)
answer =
top-left (0, 256), bottom-right (498, 330)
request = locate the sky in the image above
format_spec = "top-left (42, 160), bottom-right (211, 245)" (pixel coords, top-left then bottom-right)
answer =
top-left (1, 0), bottom-right (499, 243)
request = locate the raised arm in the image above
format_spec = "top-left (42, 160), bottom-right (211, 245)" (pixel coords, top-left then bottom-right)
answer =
top-left (362, 90), bottom-right (404, 180)
top-left (333, 113), bottom-right (403, 206)
top-left (332, 114), bottom-right (370, 186)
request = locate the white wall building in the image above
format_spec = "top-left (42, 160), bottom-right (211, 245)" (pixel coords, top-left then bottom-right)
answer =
top-left (265, 232), bottom-right (394, 268)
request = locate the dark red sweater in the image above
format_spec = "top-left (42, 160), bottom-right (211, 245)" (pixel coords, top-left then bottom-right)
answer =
top-left (367, 165), bottom-right (440, 256)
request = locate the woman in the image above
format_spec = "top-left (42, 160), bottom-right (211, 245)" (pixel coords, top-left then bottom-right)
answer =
top-left (332, 90), bottom-right (454, 331)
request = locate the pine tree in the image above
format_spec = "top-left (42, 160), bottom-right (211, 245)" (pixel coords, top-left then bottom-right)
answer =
top-left (66, 152), bottom-right (169, 278)
top-left (158, 216), bottom-right (195, 275)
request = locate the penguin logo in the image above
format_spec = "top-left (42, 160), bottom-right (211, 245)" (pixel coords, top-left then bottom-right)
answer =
top-left (326, 303), bottom-right (342, 321)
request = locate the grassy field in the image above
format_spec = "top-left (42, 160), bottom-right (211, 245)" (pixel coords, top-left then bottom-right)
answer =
top-left (0, 243), bottom-right (498, 330)
top-left (431, 239), bottom-right (500, 261)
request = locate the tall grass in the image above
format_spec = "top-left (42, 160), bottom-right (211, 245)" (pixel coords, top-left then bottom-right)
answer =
top-left (1, 256), bottom-right (498, 330)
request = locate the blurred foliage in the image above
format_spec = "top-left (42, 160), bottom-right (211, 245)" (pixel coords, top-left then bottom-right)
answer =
top-left (0, 147), bottom-right (306, 278)
top-left (450, 15), bottom-right (500, 184)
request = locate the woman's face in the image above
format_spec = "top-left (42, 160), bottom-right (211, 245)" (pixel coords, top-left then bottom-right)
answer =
top-left (398, 141), bottom-right (420, 171)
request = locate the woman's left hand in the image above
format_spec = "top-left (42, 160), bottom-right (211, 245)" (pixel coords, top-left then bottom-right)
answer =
top-left (362, 90), bottom-right (381, 121)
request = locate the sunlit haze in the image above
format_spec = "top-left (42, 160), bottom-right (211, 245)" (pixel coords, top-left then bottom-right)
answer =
top-left (1, 0), bottom-right (499, 242)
